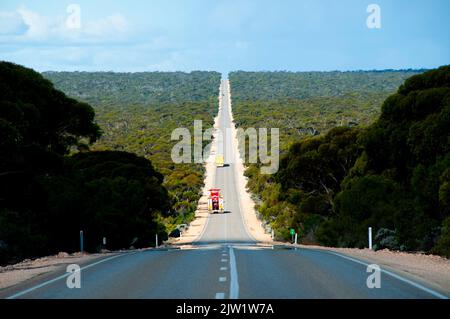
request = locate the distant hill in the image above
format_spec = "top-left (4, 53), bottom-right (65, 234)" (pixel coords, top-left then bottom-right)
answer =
top-left (229, 70), bottom-right (424, 101)
top-left (43, 71), bottom-right (221, 107)
top-left (229, 70), bottom-right (425, 152)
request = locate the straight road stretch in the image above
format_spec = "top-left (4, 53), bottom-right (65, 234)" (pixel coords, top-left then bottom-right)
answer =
top-left (1, 80), bottom-right (447, 300)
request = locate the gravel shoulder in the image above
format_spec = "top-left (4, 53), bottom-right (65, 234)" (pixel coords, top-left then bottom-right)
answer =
top-left (0, 252), bottom-right (108, 290)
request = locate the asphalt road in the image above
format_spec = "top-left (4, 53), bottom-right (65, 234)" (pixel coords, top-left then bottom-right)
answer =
top-left (2, 245), bottom-right (447, 299)
top-left (194, 80), bottom-right (255, 245)
top-left (1, 80), bottom-right (448, 299)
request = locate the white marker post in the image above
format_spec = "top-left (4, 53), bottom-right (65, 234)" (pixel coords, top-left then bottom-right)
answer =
top-left (155, 234), bottom-right (158, 248)
top-left (295, 233), bottom-right (298, 246)
top-left (368, 227), bottom-right (373, 250)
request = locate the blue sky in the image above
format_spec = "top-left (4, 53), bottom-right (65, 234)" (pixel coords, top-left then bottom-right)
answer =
top-left (0, 0), bottom-right (449, 73)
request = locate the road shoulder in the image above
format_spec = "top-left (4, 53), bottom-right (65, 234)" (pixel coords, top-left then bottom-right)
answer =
top-left (0, 252), bottom-right (121, 297)
top-left (300, 244), bottom-right (450, 297)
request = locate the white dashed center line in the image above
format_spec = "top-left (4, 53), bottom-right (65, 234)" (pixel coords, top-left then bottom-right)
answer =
top-left (216, 246), bottom-right (239, 300)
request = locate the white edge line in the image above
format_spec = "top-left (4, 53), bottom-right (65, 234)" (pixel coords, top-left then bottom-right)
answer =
top-left (328, 251), bottom-right (448, 300)
top-left (6, 253), bottom-right (130, 299)
top-left (229, 246), bottom-right (239, 299)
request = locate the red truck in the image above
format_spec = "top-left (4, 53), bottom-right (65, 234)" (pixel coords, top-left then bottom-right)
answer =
top-left (208, 188), bottom-right (224, 214)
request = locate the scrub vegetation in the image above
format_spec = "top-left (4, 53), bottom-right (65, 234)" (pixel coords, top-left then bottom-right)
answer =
top-left (230, 68), bottom-right (450, 256)
top-left (0, 62), bottom-right (221, 264)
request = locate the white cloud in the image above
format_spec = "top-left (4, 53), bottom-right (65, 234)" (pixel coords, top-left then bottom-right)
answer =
top-left (0, 3), bottom-right (249, 72)
top-left (1, 7), bottom-right (130, 44)
top-left (17, 6), bottom-right (49, 39)
top-left (0, 11), bottom-right (29, 35)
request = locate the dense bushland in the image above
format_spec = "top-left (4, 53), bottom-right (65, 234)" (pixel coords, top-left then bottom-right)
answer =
top-left (231, 68), bottom-right (450, 256)
top-left (0, 63), bottom-right (171, 264)
top-left (44, 70), bottom-right (222, 234)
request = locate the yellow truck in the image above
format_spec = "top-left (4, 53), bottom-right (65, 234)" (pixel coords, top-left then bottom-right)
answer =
top-left (215, 154), bottom-right (224, 167)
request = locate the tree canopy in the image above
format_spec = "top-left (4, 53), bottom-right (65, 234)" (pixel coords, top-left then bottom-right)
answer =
top-left (0, 62), bottom-right (171, 264)
top-left (231, 67), bottom-right (450, 256)
top-left (43, 70), bottom-right (222, 234)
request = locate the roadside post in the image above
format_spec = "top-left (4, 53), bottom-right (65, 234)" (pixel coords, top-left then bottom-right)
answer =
top-left (103, 237), bottom-right (107, 248)
top-left (368, 227), bottom-right (373, 250)
top-left (294, 233), bottom-right (298, 245)
top-left (80, 230), bottom-right (84, 253)
top-left (155, 234), bottom-right (158, 248)
top-left (290, 228), bottom-right (295, 244)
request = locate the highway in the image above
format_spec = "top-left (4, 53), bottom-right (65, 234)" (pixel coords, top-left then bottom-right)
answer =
top-left (1, 80), bottom-right (447, 299)
top-left (194, 80), bottom-right (255, 245)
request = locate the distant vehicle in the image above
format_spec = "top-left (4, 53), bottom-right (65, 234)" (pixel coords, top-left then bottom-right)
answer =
top-left (208, 188), bottom-right (224, 214)
top-left (215, 154), bottom-right (224, 167)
